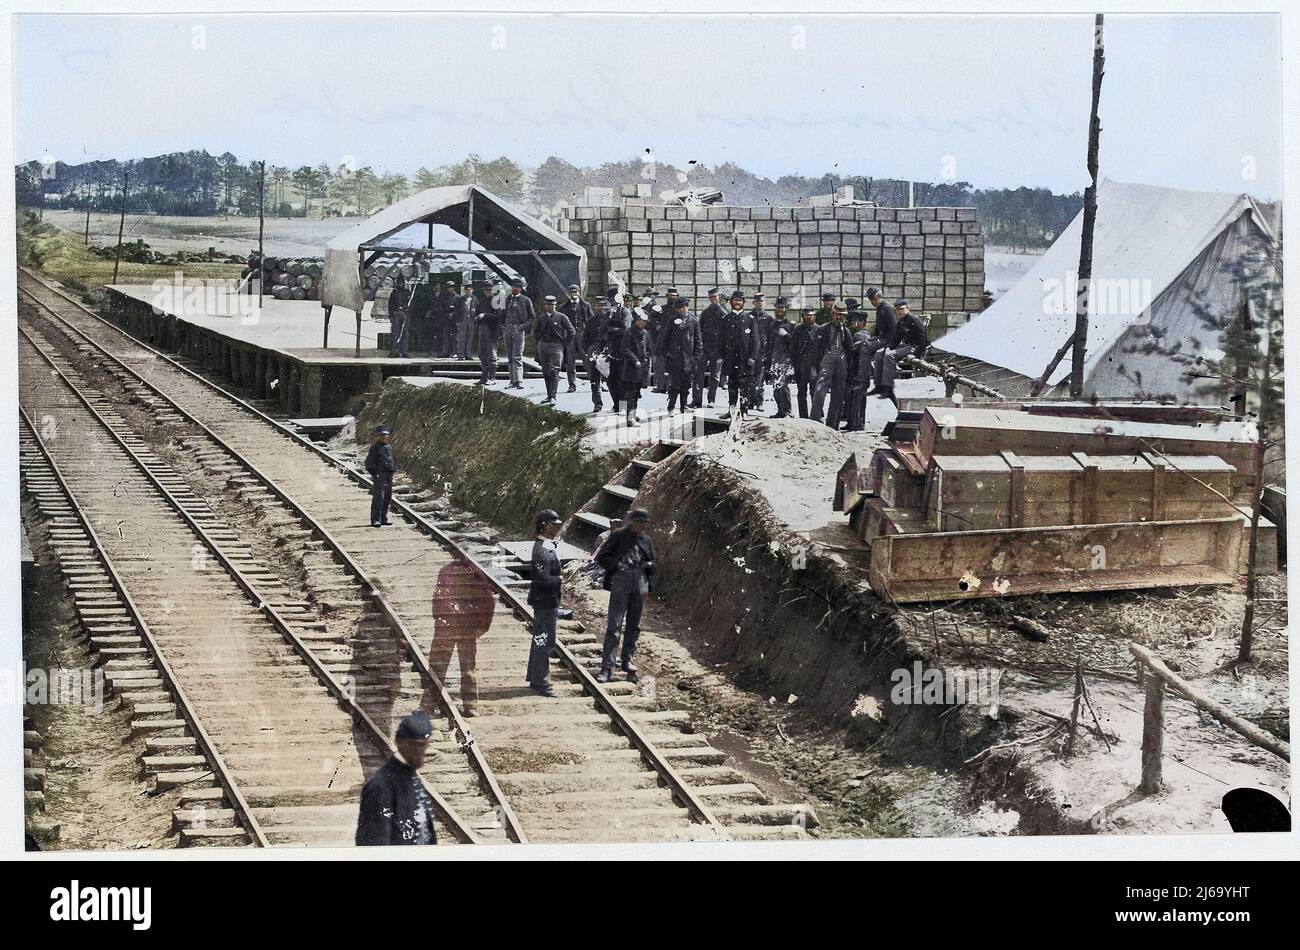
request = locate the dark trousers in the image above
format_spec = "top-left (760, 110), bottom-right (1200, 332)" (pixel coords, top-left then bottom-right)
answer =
top-left (563, 337), bottom-right (578, 388)
top-left (586, 353), bottom-right (605, 409)
top-left (693, 354), bottom-right (719, 405)
top-left (771, 362), bottom-right (792, 416)
top-left (666, 366), bottom-right (692, 411)
top-left (723, 363), bottom-right (749, 412)
top-left (478, 325), bottom-right (500, 382)
top-left (607, 357), bottom-right (623, 411)
top-left (795, 362), bottom-right (815, 418)
top-left (538, 340), bottom-right (565, 400)
top-left (846, 384), bottom-right (868, 431)
top-left (811, 356), bottom-right (848, 427)
top-left (527, 608), bottom-right (557, 687)
top-left (389, 310), bottom-right (409, 358)
top-left (601, 585), bottom-right (643, 672)
top-left (370, 474), bottom-right (392, 524)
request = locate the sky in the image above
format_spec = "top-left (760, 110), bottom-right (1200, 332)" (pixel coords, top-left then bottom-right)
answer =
top-left (11, 11), bottom-right (1283, 198)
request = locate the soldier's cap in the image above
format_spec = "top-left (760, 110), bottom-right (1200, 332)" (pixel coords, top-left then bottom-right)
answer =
top-left (632, 308), bottom-right (649, 322)
top-left (775, 296), bottom-right (789, 307)
top-left (396, 710), bottom-right (434, 741)
top-left (626, 509), bottom-right (651, 523)
top-left (605, 287), bottom-right (620, 299)
top-left (730, 290), bottom-right (745, 301)
top-left (444, 279), bottom-right (456, 285)
top-left (373, 425), bottom-right (391, 435)
top-left (643, 287), bottom-right (658, 296)
top-left (671, 298), bottom-right (688, 310)
top-left (543, 295), bottom-right (557, 304)
top-left (801, 307), bottom-right (816, 316)
top-left (534, 508), bottom-right (562, 532)
top-left (845, 298), bottom-right (860, 310)
top-left (866, 287), bottom-right (882, 300)
top-left (753, 292), bottom-right (765, 300)
top-left (851, 311), bottom-right (868, 324)
top-left (568, 283), bottom-right (581, 292)
top-left (510, 277), bottom-right (524, 288)
top-left (895, 298), bottom-right (909, 308)
top-left (708, 288), bottom-right (720, 296)
top-left (821, 292), bottom-right (836, 301)
top-left (666, 287), bottom-right (678, 295)
top-left (832, 303), bottom-right (848, 313)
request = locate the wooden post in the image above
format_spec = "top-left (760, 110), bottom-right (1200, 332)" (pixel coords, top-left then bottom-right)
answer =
top-left (112, 164), bottom-right (129, 284)
top-left (466, 190), bottom-right (476, 251)
top-left (355, 309), bottom-right (362, 359)
top-left (1239, 306), bottom-right (1274, 663)
top-left (83, 194), bottom-right (91, 246)
top-left (1070, 14), bottom-right (1105, 398)
top-left (257, 161), bottom-right (266, 311)
top-left (1139, 674), bottom-right (1164, 794)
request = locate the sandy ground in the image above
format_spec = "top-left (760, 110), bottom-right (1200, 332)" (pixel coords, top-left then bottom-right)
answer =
top-left (45, 210), bottom-right (363, 259)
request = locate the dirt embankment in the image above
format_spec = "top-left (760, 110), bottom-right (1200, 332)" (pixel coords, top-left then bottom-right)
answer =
top-left (633, 432), bottom-right (996, 768)
top-left (355, 379), bottom-right (640, 535)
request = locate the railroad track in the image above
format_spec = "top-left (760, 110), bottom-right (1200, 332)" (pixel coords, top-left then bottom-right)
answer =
top-left (18, 268), bottom-right (815, 843)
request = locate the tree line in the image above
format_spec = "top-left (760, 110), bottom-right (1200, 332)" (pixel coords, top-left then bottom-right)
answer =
top-left (16, 149), bottom-right (1081, 247)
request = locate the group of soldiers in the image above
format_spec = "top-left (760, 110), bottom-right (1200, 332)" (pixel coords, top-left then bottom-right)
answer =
top-left (386, 272), bottom-right (930, 430)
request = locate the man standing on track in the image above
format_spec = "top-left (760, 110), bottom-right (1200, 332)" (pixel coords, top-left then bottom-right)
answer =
top-left (428, 553), bottom-right (494, 718)
top-left (355, 710), bottom-right (438, 846)
top-left (526, 509), bottom-right (564, 697)
top-left (594, 509), bottom-right (655, 684)
top-left (365, 425), bottom-right (396, 528)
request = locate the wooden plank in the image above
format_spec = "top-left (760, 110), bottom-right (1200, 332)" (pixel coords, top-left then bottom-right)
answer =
top-left (868, 517), bottom-right (1242, 604)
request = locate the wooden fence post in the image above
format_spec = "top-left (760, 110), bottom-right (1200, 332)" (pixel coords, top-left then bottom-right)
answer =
top-left (1139, 676), bottom-right (1165, 794)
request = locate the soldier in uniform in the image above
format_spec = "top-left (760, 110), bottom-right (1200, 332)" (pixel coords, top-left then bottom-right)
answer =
top-left (620, 308), bottom-right (651, 427)
top-left (601, 287), bottom-right (630, 414)
top-left (749, 292), bottom-right (773, 409)
top-left (765, 298), bottom-right (796, 419)
top-left (873, 299), bottom-right (929, 407)
top-left (845, 309), bottom-right (874, 431)
top-left (791, 307), bottom-right (820, 418)
top-left (427, 553), bottom-right (494, 718)
top-left (559, 283), bottom-right (593, 394)
top-left (593, 509), bottom-right (655, 684)
top-left (388, 275), bottom-right (413, 359)
top-left (810, 303), bottom-right (852, 428)
top-left (452, 281), bottom-right (477, 360)
top-left (658, 298), bottom-right (702, 413)
top-left (863, 288), bottom-right (898, 389)
top-left (580, 291), bottom-right (608, 413)
top-left (475, 282), bottom-right (504, 385)
top-left (526, 509), bottom-right (564, 697)
top-left (502, 277), bottom-right (534, 390)
top-left (534, 295), bottom-right (575, 405)
top-left (432, 279), bottom-right (458, 358)
top-left (355, 710), bottom-right (438, 846)
top-left (719, 290), bottom-right (759, 418)
top-left (365, 425), bottom-right (396, 527)
top-left (692, 288), bottom-right (725, 408)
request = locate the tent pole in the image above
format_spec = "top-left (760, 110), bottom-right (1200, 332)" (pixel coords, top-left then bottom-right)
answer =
top-left (467, 191), bottom-right (475, 251)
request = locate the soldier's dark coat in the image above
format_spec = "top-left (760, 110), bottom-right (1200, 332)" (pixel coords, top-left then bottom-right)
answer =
top-left (698, 301), bottom-right (726, 357)
top-left (720, 310), bottom-right (760, 368)
top-left (355, 756), bottom-right (437, 846)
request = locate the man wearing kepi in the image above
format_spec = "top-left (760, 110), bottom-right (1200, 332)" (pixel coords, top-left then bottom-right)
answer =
top-left (526, 509), bottom-right (564, 697)
top-left (658, 297), bottom-right (702, 414)
top-left (534, 295), bottom-right (574, 405)
top-left (559, 283), bottom-right (592, 394)
top-left (365, 425), bottom-right (397, 528)
top-left (594, 509), bottom-right (655, 684)
top-left (355, 710), bottom-right (438, 846)
top-left (503, 277), bottom-right (534, 389)
top-left (872, 298), bottom-right (929, 407)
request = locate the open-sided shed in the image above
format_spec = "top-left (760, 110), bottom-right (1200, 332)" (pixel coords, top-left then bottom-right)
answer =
top-left (319, 185), bottom-right (586, 350)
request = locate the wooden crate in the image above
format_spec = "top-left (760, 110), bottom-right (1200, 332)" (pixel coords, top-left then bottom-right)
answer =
top-left (1001, 451), bottom-right (1084, 527)
top-left (868, 517), bottom-right (1243, 603)
top-left (1074, 452), bottom-right (1156, 524)
top-left (928, 455), bottom-right (1011, 531)
top-left (1142, 453), bottom-right (1237, 520)
top-left (877, 450), bottom-right (925, 509)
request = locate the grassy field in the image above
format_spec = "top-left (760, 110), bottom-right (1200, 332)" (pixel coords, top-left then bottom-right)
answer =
top-left (17, 210), bottom-right (243, 303)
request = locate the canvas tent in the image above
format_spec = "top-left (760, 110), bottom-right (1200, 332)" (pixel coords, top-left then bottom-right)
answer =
top-left (936, 179), bottom-right (1278, 400)
top-left (319, 185), bottom-right (587, 317)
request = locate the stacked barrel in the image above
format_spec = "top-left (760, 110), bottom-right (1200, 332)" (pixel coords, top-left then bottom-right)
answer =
top-left (248, 257), bottom-right (324, 300)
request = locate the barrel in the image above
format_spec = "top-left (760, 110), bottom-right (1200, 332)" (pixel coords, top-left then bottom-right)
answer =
top-left (290, 286), bottom-right (306, 300)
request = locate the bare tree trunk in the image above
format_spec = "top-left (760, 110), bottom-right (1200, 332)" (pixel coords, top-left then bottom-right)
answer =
top-left (112, 165), bottom-right (129, 284)
top-left (1238, 302), bottom-right (1274, 663)
top-left (1070, 14), bottom-right (1105, 398)
top-left (257, 161), bottom-right (266, 312)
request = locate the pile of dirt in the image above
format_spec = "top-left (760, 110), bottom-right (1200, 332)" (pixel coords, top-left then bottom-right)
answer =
top-left (633, 420), bottom-right (995, 765)
top-left (355, 378), bottom-right (639, 534)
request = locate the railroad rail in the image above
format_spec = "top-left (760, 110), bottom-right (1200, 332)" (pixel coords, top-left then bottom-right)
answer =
top-left (19, 268), bottom-right (816, 843)
top-left (18, 324), bottom-right (485, 846)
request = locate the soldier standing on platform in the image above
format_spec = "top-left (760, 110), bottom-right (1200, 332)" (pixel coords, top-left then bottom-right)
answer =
top-left (658, 298), bottom-right (702, 414)
top-left (600, 287), bottom-right (630, 414)
top-left (503, 278), bottom-right (534, 390)
top-left (719, 290), bottom-right (759, 418)
top-left (765, 299), bottom-right (796, 419)
top-left (534, 295), bottom-right (574, 405)
top-left (432, 279), bottom-right (458, 358)
top-left (452, 282), bottom-right (477, 360)
top-left (559, 283), bottom-right (592, 394)
top-left (475, 282), bottom-right (503, 385)
top-left (791, 307), bottom-right (819, 418)
top-left (810, 303), bottom-right (852, 428)
top-left (693, 288), bottom-right (725, 408)
top-left (388, 275), bottom-right (412, 359)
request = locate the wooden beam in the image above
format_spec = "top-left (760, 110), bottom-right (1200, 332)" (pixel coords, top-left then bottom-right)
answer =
top-left (1130, 643), bottom-right (1289, 762)
top-left (1139, 672), bottom-right (1165, 793)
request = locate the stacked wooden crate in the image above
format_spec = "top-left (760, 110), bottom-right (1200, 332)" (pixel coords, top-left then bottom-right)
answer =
top-left (848, 406), bottom-right (1271, 603)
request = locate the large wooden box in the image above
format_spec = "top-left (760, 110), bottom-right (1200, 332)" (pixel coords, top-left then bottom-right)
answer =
top-left (928, 455), bottom-right (1011, 531)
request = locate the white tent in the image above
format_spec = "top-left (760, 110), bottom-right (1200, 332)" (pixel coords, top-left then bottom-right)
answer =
top-left (320, 185), bottom-right (587, 314)
top-left (937, 179), bottom-right (1278, 400)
